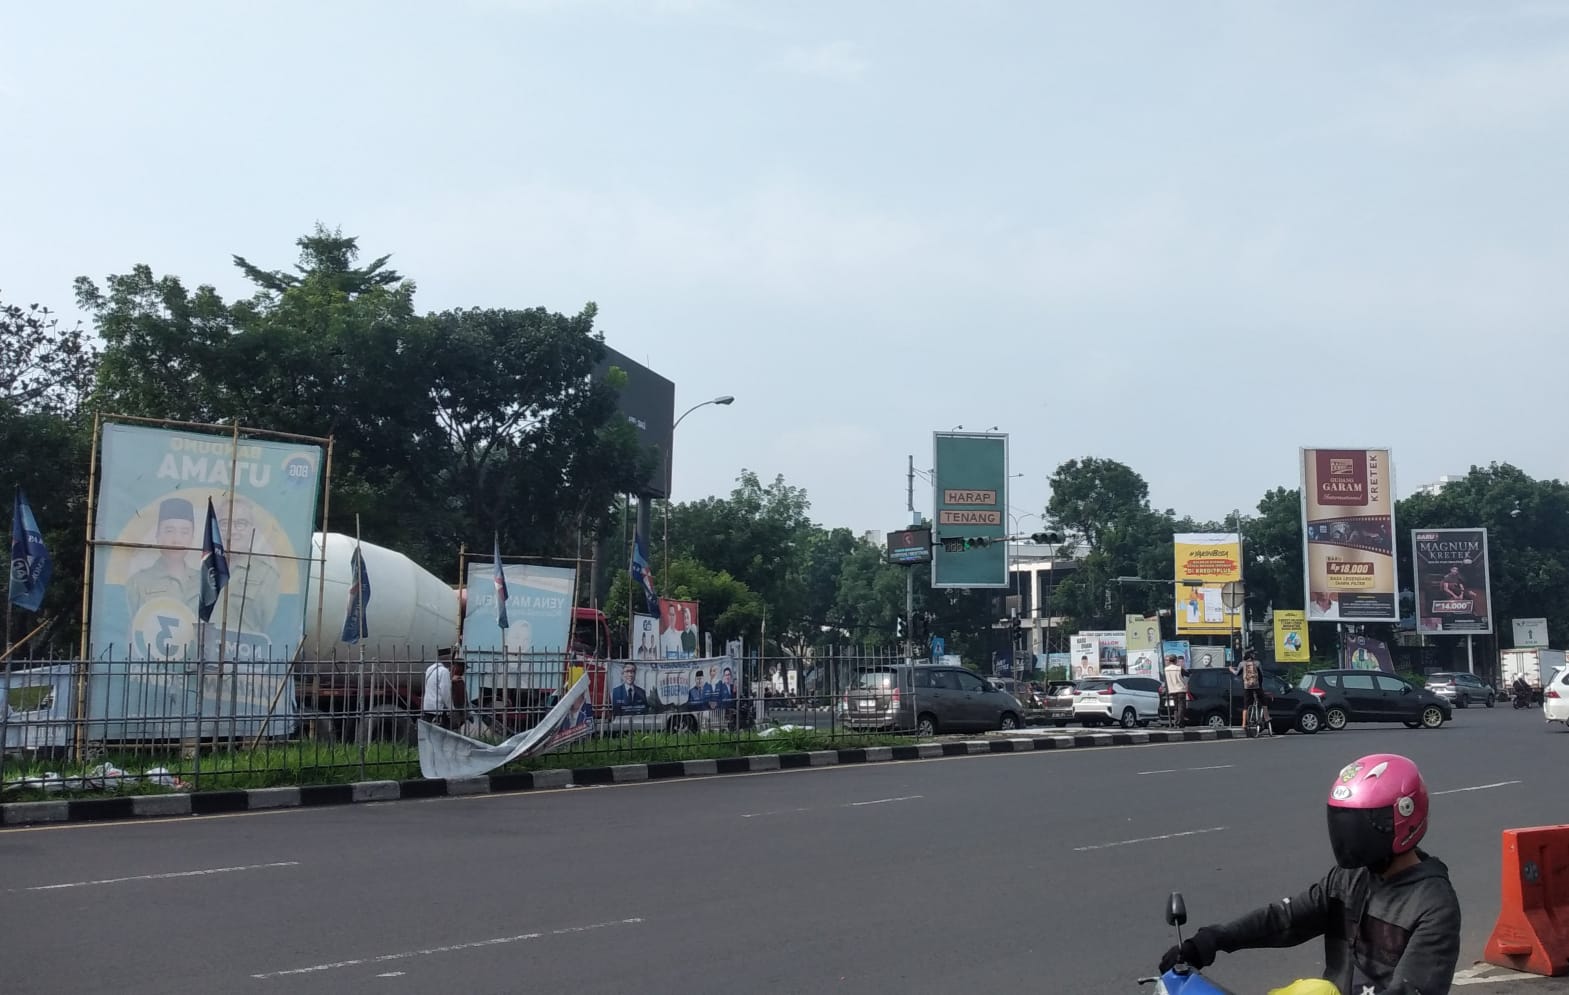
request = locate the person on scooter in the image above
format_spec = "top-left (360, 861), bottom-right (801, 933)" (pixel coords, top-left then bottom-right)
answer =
top-left (1159, 753), bottom-right (1461, 995)
top-left (1512, 675), bottom-right (1532, 709)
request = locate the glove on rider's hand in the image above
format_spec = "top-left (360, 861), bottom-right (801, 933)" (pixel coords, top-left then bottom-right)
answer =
top-left (1158, 927), bottom-right (1219, 973)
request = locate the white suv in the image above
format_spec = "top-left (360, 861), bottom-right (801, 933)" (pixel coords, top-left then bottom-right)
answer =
top-left (1544, 667), bottom-right (1569, 726)
top-left (1072, 676), bottom-right (1162, 728)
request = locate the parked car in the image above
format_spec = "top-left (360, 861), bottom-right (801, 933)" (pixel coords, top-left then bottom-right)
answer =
top-left (1424, 672), bottom-right (1496, 708)
top-left (1184, 668), bottom-right (1326, 734)
top-left (1044, 680), bottom-right (1077, 726)
top-left (1543, 666), bottom-right (1569, 727)
top-left (1297, 670), bottom-right (1452, 730)
top-left (840, 664), bottom-right (1025, 736)
top-left (1071, 676), bottom-right (1161, 728)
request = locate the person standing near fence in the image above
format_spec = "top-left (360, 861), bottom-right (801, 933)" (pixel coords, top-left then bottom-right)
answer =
top-left (422, 656), bottom-right (456, 729)
top-left (1164, 654), bottom-right (1188, 727)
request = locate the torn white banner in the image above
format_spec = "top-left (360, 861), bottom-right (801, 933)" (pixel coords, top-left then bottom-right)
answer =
top-left (418, 674), bottom-right (595, 780)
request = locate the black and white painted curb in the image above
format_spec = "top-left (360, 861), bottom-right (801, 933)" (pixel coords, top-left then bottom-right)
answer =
top-left (0, 727), bottom-right (1238, 828)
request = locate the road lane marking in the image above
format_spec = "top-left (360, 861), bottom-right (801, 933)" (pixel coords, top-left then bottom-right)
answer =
top-left (847, 794), bottom-right (923, 807)
top-left (377, 972), bottom-right (405, 978)
top-left (741, 807), bottom-right (812, 818)
top-left (1137, 764), bottom-right (1233, 775)
top-left (250, 916), bottom-right (645, 979)
top-left (1434, 780), bottom-right (1522, 796)
top-left (14, 860), bottom-right (300, 893)
top-left (1073, 827), bottom-right (1227, 852)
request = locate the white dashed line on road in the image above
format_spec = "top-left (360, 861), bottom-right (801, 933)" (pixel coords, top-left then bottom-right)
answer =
top-left (17, 861), bottom-right (300, 893)
top-left (250, 917), bottom-right (646, 979)
top-left (847, 795), bottom-right (924, 807)
top-left (1137, 764), bottom-right (1234, 775)
top-left (1073, 827), bottom-right (1228, 852)
top-left (1434, 780), bottom-right (1522, 796)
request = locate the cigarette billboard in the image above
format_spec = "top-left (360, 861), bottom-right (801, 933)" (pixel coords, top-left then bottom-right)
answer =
top-left (1412, 528), bottom-right (1493, 635)
top-left (1301, 448), bottom-right (1398, 622)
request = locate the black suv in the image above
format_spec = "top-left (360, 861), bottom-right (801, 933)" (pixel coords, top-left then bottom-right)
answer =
top-left (1184, 668), bottom-right (1327, 734)
top-left (1298, 669), bottom-right (1452, 730)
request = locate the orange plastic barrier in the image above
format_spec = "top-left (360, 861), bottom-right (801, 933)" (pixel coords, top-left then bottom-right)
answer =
top-left (1484, 825), bottom-right (1569, 976)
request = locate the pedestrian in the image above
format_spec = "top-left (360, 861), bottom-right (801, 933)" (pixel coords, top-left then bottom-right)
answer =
top-left (1163, 654), bottom-right (1188, 727)
top-left (422, 655), bottom-right (456, 729)
top-left (449, 659), bottom-right (469, 731)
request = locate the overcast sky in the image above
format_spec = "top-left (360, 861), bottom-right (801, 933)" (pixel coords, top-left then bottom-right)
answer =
top-left (4, 1), bottom-right (1566, 537)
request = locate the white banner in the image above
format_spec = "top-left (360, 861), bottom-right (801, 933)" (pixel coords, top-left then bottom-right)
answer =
top-left (417, 673), bottom-right (594, 780)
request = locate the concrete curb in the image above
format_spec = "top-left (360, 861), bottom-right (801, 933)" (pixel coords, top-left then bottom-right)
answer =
top-left (0, 727), bottom-right (1239, 827)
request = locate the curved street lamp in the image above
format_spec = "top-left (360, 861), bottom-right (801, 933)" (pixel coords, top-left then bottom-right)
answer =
top-left (665, 395), bottom-right (736, 576)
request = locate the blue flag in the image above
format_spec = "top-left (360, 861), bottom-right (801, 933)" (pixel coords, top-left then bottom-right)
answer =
top-left (493, 533), bottom-right (510, 629)
top-left (629, 529), bottom-right (657, 613)
top-left (198, 498), bottom-right (231, 623)
top-left (342, 544), bottom-right (371, 644)
top-left (9, 487), bottom-right (52, 613)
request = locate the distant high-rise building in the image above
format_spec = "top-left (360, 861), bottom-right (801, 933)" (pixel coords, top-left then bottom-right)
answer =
top-left (1416, 475), bottom-right (1462, 497)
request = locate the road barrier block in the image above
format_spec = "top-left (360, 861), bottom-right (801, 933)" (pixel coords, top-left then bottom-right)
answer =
top-left (1484, 825), bottom-right (1569, 976)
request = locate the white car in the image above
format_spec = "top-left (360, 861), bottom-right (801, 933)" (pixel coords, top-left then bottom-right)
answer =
top-left (1071, 676), bottom-right (1162, 728)
top-left (1544, 667), bottom-right (1569, 727)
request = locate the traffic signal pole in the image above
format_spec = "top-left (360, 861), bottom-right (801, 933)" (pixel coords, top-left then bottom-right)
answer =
top-left (906, 454), bottom-right (916, 663)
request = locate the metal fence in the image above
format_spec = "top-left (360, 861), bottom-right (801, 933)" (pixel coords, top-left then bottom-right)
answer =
top-left (0, 648), bottom-right (928, 794)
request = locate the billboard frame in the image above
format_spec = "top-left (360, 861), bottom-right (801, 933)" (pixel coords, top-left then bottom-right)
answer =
top-left (1298, 446), bottom-right (1400, 624)
top-left (930, 431), bottom-right (1009, 589)
top-left (1411, 527), bottom-right (1494, 636)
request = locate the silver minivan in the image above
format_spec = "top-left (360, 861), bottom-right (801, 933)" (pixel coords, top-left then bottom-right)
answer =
top-left (840, 664), bottom-right (1025, 736)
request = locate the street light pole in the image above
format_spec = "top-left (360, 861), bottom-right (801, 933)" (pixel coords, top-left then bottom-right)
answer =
top-left (664, 395), bottom-right (735, 578)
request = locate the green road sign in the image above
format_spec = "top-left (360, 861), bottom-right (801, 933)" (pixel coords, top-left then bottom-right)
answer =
top-left (932, 431), bottom-right (1008, 588)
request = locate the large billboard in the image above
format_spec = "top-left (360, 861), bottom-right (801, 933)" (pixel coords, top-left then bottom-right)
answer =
top-left (931, 431), bottom-right (1008, 588)
top-left (86, 423), bottom-right (321, 739)
top-left (1301, 448), bottom-right (1398, 622)
top-left (593, 345), bottom-right (676, 498)
top-left (1173, 533), bottom-right (1242, 635)
top-left (463, 562), bottom-right (578, 690)
top-left (1412, 528), bottom-right (1493, 635)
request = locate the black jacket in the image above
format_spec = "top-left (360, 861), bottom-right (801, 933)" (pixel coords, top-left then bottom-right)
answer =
top-left (1207, 851), bottom-right (1460, 995)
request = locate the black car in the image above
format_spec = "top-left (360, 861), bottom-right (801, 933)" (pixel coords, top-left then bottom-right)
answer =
top-left (1298, 670), bottom-right (1452, 730)
top-left (1183, 668), bottom-right (1326, 734)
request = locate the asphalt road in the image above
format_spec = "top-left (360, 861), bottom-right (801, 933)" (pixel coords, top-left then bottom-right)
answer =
top-left (3, 705), bottom-right (1566, 994)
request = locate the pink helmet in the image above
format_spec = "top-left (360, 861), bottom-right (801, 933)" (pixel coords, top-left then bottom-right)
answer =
top-left (1325, 754), bottom-right (1429, 869)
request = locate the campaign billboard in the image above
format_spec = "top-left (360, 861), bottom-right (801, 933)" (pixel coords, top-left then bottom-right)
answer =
top-left (631, 613), bottom-right (660, 660)
top-left (656, 598), bottom-right (701, 659)
top-left (86, 423), bottom-right (321, 739)
top-left (463, 562), bottom-right (577, 689)
top-left (1273, 610), bottom-right (1309, 663)
top-left (593, 346), bottom-right (676, 498)
top-left (1173, 533), bottom-right (1242, 635)
top-left (1301, 448), bottom-right (1398, 622)
top-left (1340, 634), bottom-right (1395, 673)
top-left (1071, 635), bottom-right (1100, 679)
top-left (931, 432), bottom-right (1008, 588)
top-left (1125, 614), bottom-right (1161, 652)
top-left (1412, 528), bottom-right (1493, 635)
top-left (607, 657), bottom-right (737, 717)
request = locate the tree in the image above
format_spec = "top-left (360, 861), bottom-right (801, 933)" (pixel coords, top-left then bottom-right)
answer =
top-left (603, 556), bottom-right (765, 650)
top-left (1044, 458), bottom-right (1174, 631)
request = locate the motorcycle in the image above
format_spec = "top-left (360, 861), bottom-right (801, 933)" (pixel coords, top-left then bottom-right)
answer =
top-left (1140, 892), bottom-right (1338, 995)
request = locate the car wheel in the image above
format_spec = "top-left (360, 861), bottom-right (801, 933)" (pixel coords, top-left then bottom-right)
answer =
top-left (1120, 707), bottom-right (1138, 729)
top-left (1204, 711), bottom-right (1228, 729)
top-left (1326, 707), bottom-right (1348, 730)
top-left (916, 714), bottom-right (937, 737)
top-left (1297, 710), bottom-right (1323, 734)
top-left (1420, 706), bottom-right (1445, 729)
top-left (999, 712), bottom-right (1019, 731)
top-left (1486, 695), bottom-right (1495, 708)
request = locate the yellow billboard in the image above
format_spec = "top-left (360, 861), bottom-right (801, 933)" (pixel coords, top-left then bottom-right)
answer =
top-left (1174, 532), bottom-right (1242, 636)
top-left (1273, 610), bottom-right (1309, 663)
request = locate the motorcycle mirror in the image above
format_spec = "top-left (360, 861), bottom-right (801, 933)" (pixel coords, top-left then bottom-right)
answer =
top-left (1166, 892), bottom-right (1187, 927)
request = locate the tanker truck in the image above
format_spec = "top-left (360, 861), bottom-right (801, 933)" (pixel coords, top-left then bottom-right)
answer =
top-left (295, 533), bottom-right (611, 743)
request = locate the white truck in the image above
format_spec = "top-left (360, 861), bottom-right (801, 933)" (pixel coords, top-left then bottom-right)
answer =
top-left (1500, 648), bottom-right (1567, 699)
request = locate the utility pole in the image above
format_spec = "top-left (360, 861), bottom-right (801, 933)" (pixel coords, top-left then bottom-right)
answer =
top-left (906, 454), bottom-right (916, 663)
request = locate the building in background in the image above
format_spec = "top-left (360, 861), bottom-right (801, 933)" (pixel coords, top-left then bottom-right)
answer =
top-left (1415, 476), bottom-right (1462, 497)
top-left (1002, 538), bottom-right (1084, 663)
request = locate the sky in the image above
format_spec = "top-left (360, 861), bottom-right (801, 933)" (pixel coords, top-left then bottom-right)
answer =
top-left (4, 1), bottom-right (1567, 538)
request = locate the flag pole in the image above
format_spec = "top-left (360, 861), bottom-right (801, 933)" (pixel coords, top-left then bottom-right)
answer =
top-left (6, 486), bottom-right (16, 656)
top-left (355, 513), bottom-right (366, 781)
top-left (226, 527), bottom-right (257, 753)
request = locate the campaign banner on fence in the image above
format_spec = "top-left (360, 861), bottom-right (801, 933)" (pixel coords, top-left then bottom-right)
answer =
top-left (1174, 533), bottom-right (1241, 635)
top-left (1, 664), bottom-right (75, 750)
top-left (417, 673), bottom-right (594, 780)
top-left (87, 423), bottom-right (320, 739)
top-left (1341, 634), bottom-right (1395, 673)
top-left (656, 598), bottom-right (700, 659)
top-left (1412, 528), bottom-right (1493, 635)
top-left (607, 656), bottom-right (737, 716)
top-left (1301, 448), bottom-right (1398, 622)
top-left (462, 562), bottom-right (577, 690)
top-left (1273, 610), bottom-right (1310, 663)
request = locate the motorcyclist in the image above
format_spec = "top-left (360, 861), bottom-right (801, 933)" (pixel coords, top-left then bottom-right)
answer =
top-left (1512, 675), bottom-right (1532, 708)
top-left (1160, 753), bottom-right (1461, 994)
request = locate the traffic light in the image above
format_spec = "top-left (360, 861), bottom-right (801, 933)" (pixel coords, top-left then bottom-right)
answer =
top-left (895, 616), bottom-right (905, 638)
top-left (1029, 530), bottom-right (1063, 544)
top-left (940, 536), bottom-right (993, 551)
